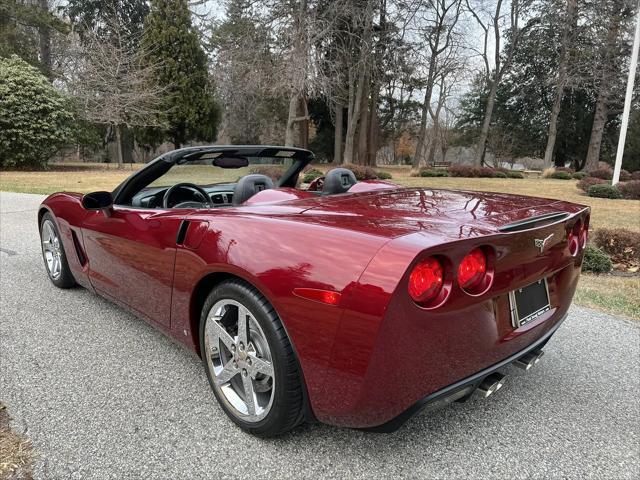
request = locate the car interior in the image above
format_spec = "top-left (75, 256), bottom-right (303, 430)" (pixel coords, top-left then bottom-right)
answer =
top-left (122, 155), bottom-right (360, 210)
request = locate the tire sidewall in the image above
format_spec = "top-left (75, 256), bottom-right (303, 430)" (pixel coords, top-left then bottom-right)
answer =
top-left (199, 281), bottom-right (299, 436)
top-left (40, 213), bottom-right (75, 288)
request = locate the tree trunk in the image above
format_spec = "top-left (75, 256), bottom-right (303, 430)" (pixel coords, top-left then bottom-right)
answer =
top-left (412, 58), bottom-right (437, 169)
top-left (357, 78), bottom-right (371, 165)
top-left (584, 90), bottom-right (609, 171)
top-left (344, 69), bottom-right (367, 164)
top-left (38, 0), bottom-right (52, 81)
top-left (285, 93), bottom-right (299, 147)
top-left (334, 104), bottom-right (343, 163)
top-left (115, 124), bottom-right (124, 170)
top-left (473, 78), bottom-right (499, 166)
top-left (298, 96), bottom-right (309, 149)
top-left (543, 0), bottom-right (577, 168)
top-left (367, 96), bottom-right (379, 166)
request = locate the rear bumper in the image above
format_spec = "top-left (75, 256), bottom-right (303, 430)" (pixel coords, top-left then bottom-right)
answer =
top-left (363, 312), bottom-right (566, 432)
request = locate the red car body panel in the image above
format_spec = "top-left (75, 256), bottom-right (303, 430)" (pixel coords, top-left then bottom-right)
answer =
top-left (39, 184), bottom-right (588, 429)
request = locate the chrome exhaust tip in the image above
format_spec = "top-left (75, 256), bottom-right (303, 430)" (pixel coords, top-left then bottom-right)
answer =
top-left (476, 373), bottom-right (506, 398)
top-left (514, 349), bottom-right (545, 371)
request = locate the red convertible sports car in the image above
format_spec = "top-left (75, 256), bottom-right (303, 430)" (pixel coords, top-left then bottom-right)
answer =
top-left (39, 145), bottom-right (589, 436)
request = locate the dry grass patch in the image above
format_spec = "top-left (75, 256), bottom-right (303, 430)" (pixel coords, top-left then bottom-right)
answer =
top-left (0, 403), bottom-right (34, 480)
top-left (574, 274), bottom-right (640, 320)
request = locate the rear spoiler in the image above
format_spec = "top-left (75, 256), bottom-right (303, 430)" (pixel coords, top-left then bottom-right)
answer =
top-left (498, 212), bottom-right (570, 233)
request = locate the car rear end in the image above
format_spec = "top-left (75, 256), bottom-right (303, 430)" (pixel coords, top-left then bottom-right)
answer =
top-left (315, 200), bottom-right (589, 429)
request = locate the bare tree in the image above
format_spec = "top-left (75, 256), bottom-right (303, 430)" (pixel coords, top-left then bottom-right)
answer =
top-left (67, 21), bottom-right (166, 169)
top-left (467, 0), bottom-right (534, 166)
top-left (412, 0), bottom-right (463, 169)
top-left (543, 0), bottom-right (577, 168)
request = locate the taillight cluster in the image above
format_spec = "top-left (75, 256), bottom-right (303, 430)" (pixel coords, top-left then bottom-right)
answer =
top-left (567, 214), bottom-right (589, 256)
top-left (408, 247), bottom-right (494, 308)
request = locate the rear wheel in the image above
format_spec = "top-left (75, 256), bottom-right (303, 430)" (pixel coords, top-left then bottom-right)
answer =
top-left (199, 279), bottom-right (305, 436)
top-left (40, 213), bottom-right (76, 288)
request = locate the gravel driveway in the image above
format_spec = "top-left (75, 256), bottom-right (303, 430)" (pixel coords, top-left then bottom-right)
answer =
top-left (1, 191), bottom-right (639, 479)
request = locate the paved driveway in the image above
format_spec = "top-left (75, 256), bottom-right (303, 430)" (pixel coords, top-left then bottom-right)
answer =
top-left (1, 191), bottom-right (639, 479)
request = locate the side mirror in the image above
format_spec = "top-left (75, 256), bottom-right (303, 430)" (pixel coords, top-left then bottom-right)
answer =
top-left (82, 191), bottom-right (113, 211)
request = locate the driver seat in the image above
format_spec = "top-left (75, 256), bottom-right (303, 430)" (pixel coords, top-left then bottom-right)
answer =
top-left (233, 174), bottom-right (274, 205)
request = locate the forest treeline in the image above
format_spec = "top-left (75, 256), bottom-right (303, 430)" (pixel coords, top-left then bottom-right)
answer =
top-left (0, 0), bottom-right (638, 172)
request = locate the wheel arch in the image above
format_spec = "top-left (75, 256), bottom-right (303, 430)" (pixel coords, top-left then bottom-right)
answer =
top-left (189, 269), bottom-right (316, 422)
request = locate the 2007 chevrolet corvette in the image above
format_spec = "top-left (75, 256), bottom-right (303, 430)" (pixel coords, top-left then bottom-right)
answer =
top-left (39, 145), bottom-right (589, 436)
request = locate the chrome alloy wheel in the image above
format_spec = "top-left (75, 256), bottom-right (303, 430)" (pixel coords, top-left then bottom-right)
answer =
top-left (41, 219), bottom-right (62, 279)
top-left (204, 299), bottom-right (275, 422)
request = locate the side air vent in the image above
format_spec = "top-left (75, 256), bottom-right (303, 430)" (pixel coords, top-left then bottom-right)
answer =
top-left (71, 229), bottom-right (87, 266)
top-left (498, 212), bottom-right (569, 233)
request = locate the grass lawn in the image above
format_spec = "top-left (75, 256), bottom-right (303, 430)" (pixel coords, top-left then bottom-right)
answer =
top-left (1, 162), bottom-right (638, 319)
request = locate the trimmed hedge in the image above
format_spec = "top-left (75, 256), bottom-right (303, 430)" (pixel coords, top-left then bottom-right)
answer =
top-left (376, 170), bottom-right (393, 180)
top-left (617, 180), bottom-right (640, 200)
top-left (577, 177), bottom-right (607, 192)
top-left (587, 184), bottom-right (622, 199)
top-left (572, 171), bottom-right (588, 180)
top-left (420, 169), bottom-right (449, 177)
top-left (588, 167), bottom-right (613, 180)
top-left (342, 163), bottom-right (378, 180)
top-left (593, 228), bottom-right (640, 267)
top-left (507, 171), bottom-right (524, 179)
top-left (549, 171), bottom-right (572, 180)
top-left (582, 245), bottom-right (613, 273)
top-left (249, 165), bottom-right (285, 181)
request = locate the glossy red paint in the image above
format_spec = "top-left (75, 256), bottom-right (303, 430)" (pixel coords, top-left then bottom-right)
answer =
top-left (40, 183), bottom-right (589, 429)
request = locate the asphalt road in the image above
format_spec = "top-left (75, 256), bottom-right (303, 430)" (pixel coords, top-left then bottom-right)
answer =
top-left (1, 191), bottom-right (639, 480)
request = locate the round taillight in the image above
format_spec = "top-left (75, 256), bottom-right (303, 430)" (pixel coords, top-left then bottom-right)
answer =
top-left (581, 216), bottom-right (589, 248)
top-left (408, 257), bottom-right (444, 304)
top-left (458, 248), bottom-right (487, 290)
top-left (568, 221), bottom-right (581, 256)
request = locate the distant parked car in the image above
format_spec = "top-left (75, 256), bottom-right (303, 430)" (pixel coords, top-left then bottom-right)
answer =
top-left (38, 145), bottom-right (589, 436)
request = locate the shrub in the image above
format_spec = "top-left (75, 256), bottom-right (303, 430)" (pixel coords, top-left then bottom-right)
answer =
top-left (375, 170), bottom-right (393, 180)
top-left (249, 165), bottom-right (285, 181)
top-left (617, 180), bottom-right (640, 200)
top-left (447, 164), bottom-right (479, 177)
top-left (542, 167), bottom-right (556, 178)
top-left (303, 171), bottom-right (322, 183)
top-left (572, 171), bottom-right (588, 180)
top-left (582, 245), bottom-right (613, 274)
top-left (619, 169), bottom-right (632, 181)
top-left (593, 228), bottom-right (640, 267)
top-left (577, 177), bottom-right (606, 192)
top-left (507, 171), bottom-right (524, 179)
top-left (420, 169), bottom-right (449, 177)
top-left (0, 56), bottom-right (75, 169)
top-left (342, 163), bottom-right (378, 180)
top-left (587, 184), bottom-right (622, 199)
top-left (588, 167), bottom-right (613, 180)
top-left (555, 166), bottom-right (575, 174)
top-left (631, 171), bottom-right (640, 181)
top-left (493, 171), bottom-right (507, 178)
top-left (478, 167), bottom-right (497, 178)
top-left (549, 171), bottom-right (572, 180)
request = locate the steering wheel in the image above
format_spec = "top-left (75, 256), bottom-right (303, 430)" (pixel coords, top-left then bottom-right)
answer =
top-left (162, 182), bottom-right (211, 209)
top-left (307, 176), bottom-right (325, 192)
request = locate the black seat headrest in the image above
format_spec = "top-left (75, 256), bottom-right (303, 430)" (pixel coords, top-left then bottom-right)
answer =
top-left (233, 174), bottom-right (274, 205)
top-left (322, 168), bottom-right (357, 195)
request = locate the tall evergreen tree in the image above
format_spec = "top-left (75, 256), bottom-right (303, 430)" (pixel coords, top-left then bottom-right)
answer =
top-left (141, 0), bottom-right (220, 148)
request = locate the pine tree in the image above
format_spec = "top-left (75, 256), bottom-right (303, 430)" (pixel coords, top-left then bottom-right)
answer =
top-left (141, 0), bottom-right (220, 148)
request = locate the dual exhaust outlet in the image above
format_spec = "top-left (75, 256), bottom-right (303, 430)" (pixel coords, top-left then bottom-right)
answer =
top-left (475, 349), bottom-right (545, 399)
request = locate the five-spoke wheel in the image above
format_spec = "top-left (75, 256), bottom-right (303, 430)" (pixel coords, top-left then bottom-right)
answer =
top-left (200, 280), bottom-right (305, 436)
top-left (39, 213), bottom-right (75, 288)
top-left (204, 299), bottom-right (275, 421)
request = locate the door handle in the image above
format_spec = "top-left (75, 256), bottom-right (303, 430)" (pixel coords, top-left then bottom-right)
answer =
top-left (176, 220), bottom-right (190, 245)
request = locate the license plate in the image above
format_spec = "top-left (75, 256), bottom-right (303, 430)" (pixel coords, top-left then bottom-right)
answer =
top-left (509, 279), bottom-right (551, 328)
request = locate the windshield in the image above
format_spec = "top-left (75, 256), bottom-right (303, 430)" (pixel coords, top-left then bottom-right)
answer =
top-left (147, 156), bottom-right (295, 188)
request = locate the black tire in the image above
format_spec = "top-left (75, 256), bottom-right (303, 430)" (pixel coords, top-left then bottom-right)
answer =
top-left (199, 279), bottom-right (305, 436)
top-left (39, 212), bottom-right (76, 289)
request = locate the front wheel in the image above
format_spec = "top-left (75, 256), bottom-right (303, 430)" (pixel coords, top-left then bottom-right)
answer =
top-left (199, 279), bottom-right (305, 436)
top-left (40, 213), bottom-right (76, 288)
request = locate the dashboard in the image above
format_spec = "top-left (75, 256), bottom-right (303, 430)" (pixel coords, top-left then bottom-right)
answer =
top-left (131, 183), bottom-right (237, 208)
